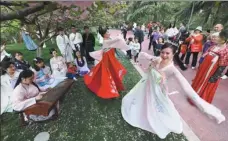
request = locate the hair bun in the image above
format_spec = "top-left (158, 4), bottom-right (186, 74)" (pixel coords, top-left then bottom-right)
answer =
top-left (98, 27), bottom-right (107, 37)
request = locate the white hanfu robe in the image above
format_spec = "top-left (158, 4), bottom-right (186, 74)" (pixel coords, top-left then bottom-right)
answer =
top-left (50, 56), bottom-right (68, 78)
top-left (56, 34), bottom-right (74, 62)
top-left (121, 52), bottom-right (225, 139)
top-left (1, 71), bottom-right (21, 114)
top-left (69, 32), bottom-right (83, 51)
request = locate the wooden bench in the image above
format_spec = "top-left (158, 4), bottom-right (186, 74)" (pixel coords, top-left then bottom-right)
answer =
top-left (19, 79), bottom-right (74, 125)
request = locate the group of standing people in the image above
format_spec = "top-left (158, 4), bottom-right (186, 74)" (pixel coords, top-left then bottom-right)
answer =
top-left (56, 25), bottom-right (95, 64)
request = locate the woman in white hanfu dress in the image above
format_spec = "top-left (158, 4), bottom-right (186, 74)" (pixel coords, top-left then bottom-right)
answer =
top-left (1, 61), bottom-right (21, 114)
top-left (56, 27), bottom-right (74, 63)
top-left (49, 48), bottom-right (68, 78)
top-left (121, 43), bottom-right (225, 139)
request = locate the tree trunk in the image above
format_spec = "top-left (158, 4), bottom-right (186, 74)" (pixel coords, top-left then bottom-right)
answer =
top-left (36, 42), bottom-right (44, 57)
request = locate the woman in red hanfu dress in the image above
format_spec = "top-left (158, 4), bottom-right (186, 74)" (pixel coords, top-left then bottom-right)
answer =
top-left (84, 28), bottom-right (130, 99)
top-left (190, 30), bottom-right (228, 104)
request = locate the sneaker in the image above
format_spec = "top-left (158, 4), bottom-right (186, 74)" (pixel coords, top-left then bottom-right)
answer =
top-left (73, 77), bottom-right (78, 81)
top-left (221, 75), bottom-right (228, 80)
top-left (191, 67), bottom-right (195, 70)
top-left (184, 64), bottom-right (188, 67)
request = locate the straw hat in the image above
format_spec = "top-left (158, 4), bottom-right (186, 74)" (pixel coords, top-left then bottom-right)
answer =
top-left (195, 26), bottom-right (202, 32)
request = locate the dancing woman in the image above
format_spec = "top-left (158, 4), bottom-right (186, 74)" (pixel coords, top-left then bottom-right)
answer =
top-left (121, 43), bottom-right (225, 139)
top-left (84, 27), bottom-right (130, 99)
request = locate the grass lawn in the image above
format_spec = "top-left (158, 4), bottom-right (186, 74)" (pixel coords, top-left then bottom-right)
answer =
top-left (1, 40), bottom-right (188, 141)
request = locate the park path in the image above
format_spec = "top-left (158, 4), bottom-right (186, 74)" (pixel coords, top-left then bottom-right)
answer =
top-left (109, 29), bottom-right (228, 141)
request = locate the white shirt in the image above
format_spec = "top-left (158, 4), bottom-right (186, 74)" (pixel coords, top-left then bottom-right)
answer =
top-left (69, 32), bottom-right (83, 48)
top-left (56, 34), bottom-right (71, 55)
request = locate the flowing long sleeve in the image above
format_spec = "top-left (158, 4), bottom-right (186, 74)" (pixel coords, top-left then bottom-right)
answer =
top-left (170, 66), bottom-right (225, 123)
top-left (12, 87), bottom-right (36, 111)
top-left (138, 52), bottom-right (160, 72)
top-left (102, 37), bottom-right (130, 51)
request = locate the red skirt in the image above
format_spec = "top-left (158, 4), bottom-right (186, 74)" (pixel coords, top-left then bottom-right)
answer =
top-left (192, 54), bottom-right (220, 103)
top-left (84, 49), bottom-right (127, 99)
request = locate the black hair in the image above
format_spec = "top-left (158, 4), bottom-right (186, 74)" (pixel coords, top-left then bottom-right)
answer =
top-left (1, 61), bottom-right (15, 75)
top-left (98, 27), bottom-right (107, 37)
top-left (57, 27), bottom-right (64, 32)
top-left (84, 26), bottom-right (89, 30)
top-left (49, 48), bottom-right (57, 55)
top-left (14, 69), bottom-right (40, 91)
top-left (14, 51), bottom-right (23, 57)
top-left (71, 25), bottom-right (76, 28)
top-left (75, 51), bottom-right (85, 67)
top-left (128, 37), bottom-right (133, 42)
top-left (158, 37), bottom-right (164, 43)
top-left (219, 29), bottom-right (228, 43)
top-left (134, 37), bottom-right (139, 41)
top-left (206, 29), bottom-right (210, 33)
top-left (33, 57), bottom-right (45, 71)
top-left (161, 42), bottom-right (178, 54)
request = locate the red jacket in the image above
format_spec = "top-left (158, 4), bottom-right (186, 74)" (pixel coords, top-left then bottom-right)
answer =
top-left (186, 34), bottom-right (203, 52)
top-left (67, 66), bottom-right (77, 74)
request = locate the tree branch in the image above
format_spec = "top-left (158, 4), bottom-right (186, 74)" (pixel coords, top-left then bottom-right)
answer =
top-left (0, 2), bottom-right (52, 21)
top-left (43, 12), bottom-right (53, 39)
top-left (39, 33), bottom-right (57, 46)
top-left (0, 1), bottom-right (29, 7)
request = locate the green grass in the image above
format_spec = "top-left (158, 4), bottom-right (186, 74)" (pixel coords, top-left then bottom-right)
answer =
top-left (1, 40), bottom-right (187, 141)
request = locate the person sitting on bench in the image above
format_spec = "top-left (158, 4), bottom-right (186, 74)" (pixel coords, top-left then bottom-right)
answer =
top-left (12, 70), bottom-right (57, 122)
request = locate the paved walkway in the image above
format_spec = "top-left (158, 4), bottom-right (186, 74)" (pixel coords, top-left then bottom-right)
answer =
top-left (110, 29), bottom-right (228, 141)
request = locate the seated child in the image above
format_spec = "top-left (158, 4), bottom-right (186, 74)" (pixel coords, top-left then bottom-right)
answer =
top-left (131, 38), bottom-right (140, 63)
top-left (126, 37), bottom-right (133, 59)
top-left (66, 62), bottom-right (78, 81)
top-left (33, 57), bottom-right (66, 89)
top-left (75, 51), bottom-right (90, 76)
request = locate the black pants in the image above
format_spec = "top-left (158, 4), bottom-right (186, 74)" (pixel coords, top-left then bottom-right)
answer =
top-left (126, 50), bottom-right (132, 59)
top-left (134, 53), bottom-right (139, 62)
top-left (123, 31), bottom-right (127, 40)
top-left (185, 52), bottom-right (199, 67)
top-left (139, 42), bottom-right (142, 52)
top-left (152, 41), bottom-right (157, 54)
top-left (180, 54), bottom-right (186, 61)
